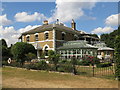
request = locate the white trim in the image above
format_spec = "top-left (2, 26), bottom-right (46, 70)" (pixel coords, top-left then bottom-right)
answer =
top-left (43, 44), bottom-right (50, 50)
top-left (26, 35), bottom-right (30, 37)
top-left (28, 40), bottom-right (54, 44)
top-left (62, 31), bottom-right (66, 34)
top-left (44, 31), bottom-right (49, 34)
top-left (22, 36), bottom-right (24, 42)
top-left (34, 33), bottom-right (39, 35)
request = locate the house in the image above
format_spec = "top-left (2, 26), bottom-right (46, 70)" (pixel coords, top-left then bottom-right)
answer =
top-left (19, 19), bottom-right (100, 59)
top-left (94, 42), bottom-right (114, 61)
top-left (57, 40), bottom-right (98, 59)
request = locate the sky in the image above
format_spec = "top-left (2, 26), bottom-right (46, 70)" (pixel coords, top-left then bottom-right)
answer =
top-left (0, 0), bottom-right (120, 46)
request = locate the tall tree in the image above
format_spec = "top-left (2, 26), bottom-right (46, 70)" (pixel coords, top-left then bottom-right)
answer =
top-left (100, 27), bottom-right (120, 48)
top-left (114, 35), bottom-right (120, 81)
top-left (0, 39), bottom-right (7, 47)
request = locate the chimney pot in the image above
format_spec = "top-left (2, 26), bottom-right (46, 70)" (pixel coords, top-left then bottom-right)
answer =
top-left (71, 19), bottom-right (76, 30)
top-left (43, 20), bottom-right (48, 25)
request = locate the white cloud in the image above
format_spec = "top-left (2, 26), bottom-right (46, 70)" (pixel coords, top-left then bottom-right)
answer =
top-left (91, 27), bottom-right (114, 34)
top-left (14, 12), bottom-right (47, 22)
top-left (105, 13), bottom-right (120, 26)
top-left (0, 25), bottom-right (40, 47)
top-left (0, 14), bottom-right (12, 26)
top-left (48, 0), bottom-right (97, 23)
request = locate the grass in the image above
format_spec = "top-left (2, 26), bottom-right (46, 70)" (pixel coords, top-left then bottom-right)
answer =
top-left (2, 66), bottom-right (119, 88)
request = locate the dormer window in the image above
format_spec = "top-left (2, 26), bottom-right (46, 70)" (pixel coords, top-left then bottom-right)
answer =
top-left (26, 36), bottom-right (30, 42)
top-left (74, 34), bottom-right (78, 40)
top-left (35, 34), bottom-right (39, 41)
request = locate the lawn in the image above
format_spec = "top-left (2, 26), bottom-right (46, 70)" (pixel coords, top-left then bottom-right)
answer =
top-left (2, 66), bottom-right (119, 88)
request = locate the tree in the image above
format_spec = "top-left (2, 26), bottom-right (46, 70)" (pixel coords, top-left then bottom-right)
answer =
top-left (48, 50), bottom-right (60, 71)
top-left (114, 35), bottom-right (120, 81)
top-left (0, 39), bottom-right (7, 47)
top-left (25, 52), bottom-right (36, 61)
top-left (100, 27), bottom-right (120, 48)
top-left (11, 42), bottom-right (36, 65)
top-left (0, 39), bottom-right (11, 61)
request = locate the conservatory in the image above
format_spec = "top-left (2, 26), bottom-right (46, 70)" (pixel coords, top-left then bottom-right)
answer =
top-left (57, 40), bottom-right (98, 59)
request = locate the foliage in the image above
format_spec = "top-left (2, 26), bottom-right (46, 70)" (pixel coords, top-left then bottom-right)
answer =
top-left (25, 53), bottom-right (36, 61)
top-left (58, 64), bottom-right (73, 73)
top-left (11, 42), bottom-right (36, 65)
top-left (0, 39), bottom-right (7, 47)
top-left (0, 39), bottom-right (12, 61)
top-left (48, 50), bottom-right (60, 71)
top-left (114, 35), bottom-right (120, 81)
top-left (35, 60), bottom-right (49, 70)
top-left (96, 62), bottom-right (112, 68)
top-left (100, 26), bottom-right (120, 48)
top-left (24, 60), bottom-right (49, 70)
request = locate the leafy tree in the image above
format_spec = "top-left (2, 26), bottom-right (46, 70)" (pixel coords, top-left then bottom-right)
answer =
top-left (25, 52), bottom-right (36, 61)
top-left (114, 35), bottom-right (120, 81)
top-left (48, 50), bottom-right (60, 71)
top-left (100, 27), bottom-right (120, 48)
top-left (0, 39), bottom-right (12, 61)
top-left (0, 39), bottom-right (7, 47)
top-left (11, 42), bottom-right (36, 65)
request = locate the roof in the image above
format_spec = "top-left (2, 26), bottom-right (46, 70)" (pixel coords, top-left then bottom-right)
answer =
top-left (97, 47), bottom-right (114, 51)
top-left (94, 42), bottom-right (114, 51)
top-left (57, 40), bottom-right (98, 50)
top-left (22, 24), bottom-right (80, 35)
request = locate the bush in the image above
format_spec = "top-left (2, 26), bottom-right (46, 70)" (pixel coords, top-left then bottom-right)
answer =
top-left (58, 64), bottom-right (73, 73)
top-left (96, 62), bottom-right (112, 68)
top-left (24, 63), bottom-right (36, 70)
top-left (77, 60), bottom-right (90, 66)
top-left (10, 62), bottom-right (22, 67)
top-left (35, 60), bottom-right (49, 70)
top-left (2, 61), bottom-right (8, 66)
top-left (59, 59), bottom-right (70, 64)
top-left (24, 60), bottom-right (49, 70)
top-left (26, 53), bottom-right (36, 61)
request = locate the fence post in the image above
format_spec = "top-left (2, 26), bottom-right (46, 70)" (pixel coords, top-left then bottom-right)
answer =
top-left (93, 64), bottom-right (95, 77)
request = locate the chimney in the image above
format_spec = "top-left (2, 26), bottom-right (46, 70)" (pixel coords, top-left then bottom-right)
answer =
top-left (56, 19), bottom-right (59, 24)
top-left (71, 19), bottom-right (76, 30)
top-left (43, 20), bottom-right (48, 25)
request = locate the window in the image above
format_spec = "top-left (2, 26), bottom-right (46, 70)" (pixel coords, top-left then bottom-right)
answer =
top-left (35, 35), bottom-right (38, 41)
top-left (45, 33), bottom-right (49, 40)
top-left (26, 36), bottom-right (30, 42)
top-left (62, 33), bottom-right (65, 40)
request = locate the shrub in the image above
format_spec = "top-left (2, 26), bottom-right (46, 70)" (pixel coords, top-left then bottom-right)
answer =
top-left (2, 61), bottom-right (8, 66)
top-left (96, 62), bottom-right (112, 68)
top-left (58, 64), bottom-right (73, 73)
top-left (10, 62), bottom-right (22, 67)
top-left (35, 60), bottom-right (49, 70)
top-left (25, 53), bottom-right (36, 61)
top-left (24, 63), bottom-right (36, 70)
top-left (24, 60), bottom-right (49, 70)
top-left (77, 60), bottom-right (90, 66)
